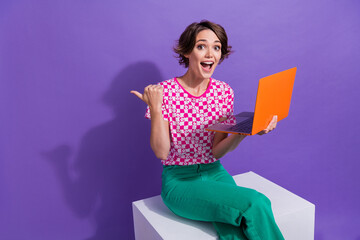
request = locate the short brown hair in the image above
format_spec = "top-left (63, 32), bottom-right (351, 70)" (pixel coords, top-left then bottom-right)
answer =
top-left (174, 20), bottom-right (232, 68)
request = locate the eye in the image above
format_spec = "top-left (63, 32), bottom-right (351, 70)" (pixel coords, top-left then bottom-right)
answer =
top-left (214, 45), bottom-right (221, 51)
top-left (197, 44), bottom-right (205, 50)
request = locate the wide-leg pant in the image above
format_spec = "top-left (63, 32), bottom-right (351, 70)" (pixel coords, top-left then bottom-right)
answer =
top-left (161, 161), bottom-right (285, 240)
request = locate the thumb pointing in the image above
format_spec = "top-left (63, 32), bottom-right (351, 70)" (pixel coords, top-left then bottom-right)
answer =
top-left (130, 90), bottom-right (143, 101)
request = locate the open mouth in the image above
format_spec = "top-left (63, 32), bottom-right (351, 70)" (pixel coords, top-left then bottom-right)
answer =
top-left (200, 61), bottom-right (214, 72)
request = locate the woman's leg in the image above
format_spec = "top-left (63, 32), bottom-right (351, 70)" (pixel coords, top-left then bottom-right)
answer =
top-left (209, 164), bottom-right (249, 240)
top-left (161, 162), bottom-right (284, 240)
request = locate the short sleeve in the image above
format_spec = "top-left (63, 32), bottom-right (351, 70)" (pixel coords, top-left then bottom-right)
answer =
top-left (145, 104), bottom-right (169, 121)
top-left (221, 85), bottom-right (236, 125)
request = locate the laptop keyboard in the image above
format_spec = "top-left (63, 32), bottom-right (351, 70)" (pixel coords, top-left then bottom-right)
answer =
top-left (228, 117), bottom-right (253, 133)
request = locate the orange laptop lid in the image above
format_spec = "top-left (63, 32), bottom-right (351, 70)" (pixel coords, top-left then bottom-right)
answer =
top-left (205, 67), bottom-right (297, 135)
top-left (251, 67), bottom-right (296, 135)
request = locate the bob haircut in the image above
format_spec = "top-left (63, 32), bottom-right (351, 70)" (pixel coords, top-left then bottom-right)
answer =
top-left (174, 20), bottom-right (232, 68)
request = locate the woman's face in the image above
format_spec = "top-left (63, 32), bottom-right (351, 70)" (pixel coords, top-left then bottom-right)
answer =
top-left (185, 29), bottom-right (222, 80)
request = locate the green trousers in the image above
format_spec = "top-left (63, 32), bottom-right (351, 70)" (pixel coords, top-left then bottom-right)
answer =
top-left (161, 161), bottom-right (285, 240)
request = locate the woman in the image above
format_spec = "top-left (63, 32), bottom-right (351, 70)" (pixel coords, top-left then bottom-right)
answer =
top-left (131, 20), bottom-right (284, 240)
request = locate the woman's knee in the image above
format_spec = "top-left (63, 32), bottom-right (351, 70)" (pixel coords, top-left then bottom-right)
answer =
top-left (250, 191), bottom-right (272, 212)
top-left (257, 192), bottom-right (271, 206)
top-left (244, 189), bottom-right (272, 209)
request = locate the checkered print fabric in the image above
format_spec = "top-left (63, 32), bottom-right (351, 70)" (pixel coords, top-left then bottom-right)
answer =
top-left (145, 77), bottom-right (235, 165)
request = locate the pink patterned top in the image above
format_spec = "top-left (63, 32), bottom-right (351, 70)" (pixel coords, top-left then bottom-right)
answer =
top-left (145, 77), bottom-right (235, 165)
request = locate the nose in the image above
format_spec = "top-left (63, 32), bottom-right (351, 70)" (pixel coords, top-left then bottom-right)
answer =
top-left (205, 47), bottom-right (213, 58)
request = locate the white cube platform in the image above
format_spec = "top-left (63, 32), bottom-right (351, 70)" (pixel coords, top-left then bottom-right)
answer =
top-left (132, 171), bottom-right (315, 240)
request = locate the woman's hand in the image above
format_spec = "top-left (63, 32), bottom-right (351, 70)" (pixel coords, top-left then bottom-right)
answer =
top-left (257, 115), bottom-right (278, 135)
top-left (131, 85), bottom-right (164, 110)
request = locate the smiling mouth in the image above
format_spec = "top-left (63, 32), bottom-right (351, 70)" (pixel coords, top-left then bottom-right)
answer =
top-left (200, 61), bottom-right (214, 71)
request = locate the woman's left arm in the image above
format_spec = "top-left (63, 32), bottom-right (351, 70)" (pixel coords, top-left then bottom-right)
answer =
top-left (212, 132), bottom-right (247, 159)
top-left (212, 115), bottom-right (278, 159)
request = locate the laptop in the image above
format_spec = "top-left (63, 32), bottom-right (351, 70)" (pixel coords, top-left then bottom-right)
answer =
top-left (206, 67), bottom-right (297, 135)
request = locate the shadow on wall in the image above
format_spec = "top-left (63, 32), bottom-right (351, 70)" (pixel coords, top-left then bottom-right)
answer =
top-left (42, 62), bottom-right (164, 240)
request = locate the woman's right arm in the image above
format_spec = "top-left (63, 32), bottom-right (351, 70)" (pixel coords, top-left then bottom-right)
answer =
top-left (149, 107), bottom-right (170, 160)
top-left (131, 85), bottom-right (170, 160)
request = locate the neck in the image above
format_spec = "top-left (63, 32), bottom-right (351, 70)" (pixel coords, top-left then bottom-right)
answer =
top-left (177, 71), bottom-right (211, 97)
top-left (179, 70), bottom-right (210, 90)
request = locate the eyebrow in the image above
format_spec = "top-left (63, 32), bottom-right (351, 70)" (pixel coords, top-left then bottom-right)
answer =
top-left (196, 39), bottom-right (221, 44)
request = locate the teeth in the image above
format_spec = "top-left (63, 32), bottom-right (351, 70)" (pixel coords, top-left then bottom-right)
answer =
top-left (202, 62), bottom-right (213, 64)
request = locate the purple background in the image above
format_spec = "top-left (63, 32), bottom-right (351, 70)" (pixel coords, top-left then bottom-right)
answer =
top-left (1, 0), bottom-right (359, 239)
